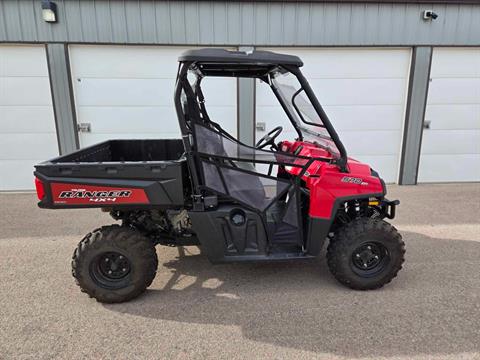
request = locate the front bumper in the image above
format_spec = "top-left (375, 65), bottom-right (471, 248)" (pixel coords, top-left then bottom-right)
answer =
top-left (379, 198), bottom-right (400, 219)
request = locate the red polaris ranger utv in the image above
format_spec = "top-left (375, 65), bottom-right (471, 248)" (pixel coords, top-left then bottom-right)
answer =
top-left (34, 49), bottom-right (405, 303)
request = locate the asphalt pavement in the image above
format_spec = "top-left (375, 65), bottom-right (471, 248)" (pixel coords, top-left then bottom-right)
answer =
top-left (0, 183), bottom-right (479, 359)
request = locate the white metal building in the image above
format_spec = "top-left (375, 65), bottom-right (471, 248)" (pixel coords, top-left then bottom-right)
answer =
top-left (0, 0), bottom-right (479, 190)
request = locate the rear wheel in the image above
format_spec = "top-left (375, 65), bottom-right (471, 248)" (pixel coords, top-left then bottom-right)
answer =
top-left (327, 218), bottom-right (405, 290)
top-left (72, 225), bottom-right (158, 303)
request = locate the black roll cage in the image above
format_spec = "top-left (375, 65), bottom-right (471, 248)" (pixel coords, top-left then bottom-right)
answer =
top-left (174, 59), bottom-right (349, 197)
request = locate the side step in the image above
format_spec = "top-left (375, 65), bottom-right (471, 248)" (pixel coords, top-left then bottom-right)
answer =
top-left (219, 252), bottom-right (315, 263)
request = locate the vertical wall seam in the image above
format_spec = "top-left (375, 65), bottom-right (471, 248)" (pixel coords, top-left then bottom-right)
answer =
top-left (167, 0), bottom-right (172, 44)
top-left (182, 1), bottom-right (187, 44)
top-left (31, 0), bottom-right (39, 42)
top-left (122, 0), bottom-right (128, 43)
top-left (152, 0), bottom-right (157, 43)
top-left (76, 0), bottom-right (83, 42)
top-left (94, 0), bottom-right (100, 42)
top-left (2, 1), bottom-right (9, 39)
top-left (308, 2), bottom-right (313, 45)
top-left (108, 0), bottom-right (114, 42)
top-left (15, 0), bottom-right (24, 40)
top-left (137, 0), bottom-right (143, 42)
top-left (211, 1), bottom-right (215, 44)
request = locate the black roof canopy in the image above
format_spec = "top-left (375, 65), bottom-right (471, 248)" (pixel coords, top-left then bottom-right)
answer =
top-left (178, 48), bottom-right (303, 67)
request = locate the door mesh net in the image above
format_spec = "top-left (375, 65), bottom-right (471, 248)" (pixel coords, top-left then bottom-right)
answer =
top-left (195, 122), bottom-right (302, 244)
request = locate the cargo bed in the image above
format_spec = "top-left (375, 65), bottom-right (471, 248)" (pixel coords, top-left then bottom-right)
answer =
top-left (34, 139), bottom-right (188, 209)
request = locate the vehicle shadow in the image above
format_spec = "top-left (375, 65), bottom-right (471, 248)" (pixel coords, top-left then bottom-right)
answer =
top-left (104, 231), bottom-right (480, 358)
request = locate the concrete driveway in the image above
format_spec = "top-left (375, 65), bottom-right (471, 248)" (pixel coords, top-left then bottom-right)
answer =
top-left (0, 183), bottom-right (479, 359)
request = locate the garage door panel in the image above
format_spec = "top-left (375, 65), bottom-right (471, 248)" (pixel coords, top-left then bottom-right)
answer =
top-left (430, 48), bottom-right (480, 78)
top-left (199, 78), bottom-right (237, 106)
top-left (310, 78), bottom-right (407, 105)
top-left (425, 104), bottom-right (480, 130)
top-left (324, 105), bottom-right (404, 131)
top-left (265, 48), bottom-right (410, 79)
top-left (71, 46), bottom-right (237, 147)
top-left (69, 46), bottom-right (184, 78)
top-left (256, 106), bottom-right (297, 142)
top-left (256, 82), bottom-right (277, 106)
top-left (256, 106), bottom-right (291, 126)
top-left (257, 90), bottom-right (404, 131)
top-left (0, 77), bottom-right (53, 106)
top-left (0, 106), bottom-right (56, 133)
top-left (427, 78), bottom-right (480, 104)
top-left (76, 78), bottom-right (236, 107)
top-left (0, 160), bottom-right (40, 190)
top-left (353, 155), bottom-right (398, 183)
top-left (257, 78), bottom-right (407, 106)
top-left (206, 107), bottom-right (237, 135)
top-left (0, 45), bottom-right (58, 190)
top-left (77, 106), bottom-right (237, 139)
top-left (0, 134), bottom-right (58, 160)
top-left (0, 46), bottom-right (49, 77)
top-left (256, 48), bottom-right (410, 183)
top-left (419, 48), bottom-right (480, 183)
top-left (257, 105), bottom-right (403, 138)
top-left (421, 130), bottom-right (480, 155)
top-left (76, 106), bottom-right (179, 134)
top-left (80, 133), bottom-right (182, 148)
top-left (74, 78), bottom-right (174, 106)
top-left (340, 130), bottom-right (401, 156)
top-left (418, 154), bottom-right (480, 183)
top-left (256, 109), bottom-right (297, 143)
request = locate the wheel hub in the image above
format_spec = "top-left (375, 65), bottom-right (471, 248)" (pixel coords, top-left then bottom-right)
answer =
top-left (97, 252), bottom-right (131, 280)
top-left (351, 242), bottom-right (388, 274)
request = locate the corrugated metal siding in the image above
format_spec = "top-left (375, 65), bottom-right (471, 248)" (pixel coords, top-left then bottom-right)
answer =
top-left (0, 0), bottom-right (479, 45)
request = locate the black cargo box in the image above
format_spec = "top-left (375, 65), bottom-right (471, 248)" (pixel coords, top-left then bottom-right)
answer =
top-left (34, 139), bottom-right (188, 209)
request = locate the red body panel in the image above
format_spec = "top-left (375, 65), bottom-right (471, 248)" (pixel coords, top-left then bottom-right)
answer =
top-left (50, 183), bottom-right (149, 205)
top-left (281, 141), bottom-right (384, 219)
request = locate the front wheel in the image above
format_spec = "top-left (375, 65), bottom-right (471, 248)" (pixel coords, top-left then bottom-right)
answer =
top-left (72, 225), bottom-right (158, 303)
top-left (327, 218), bottom-right (405, 290)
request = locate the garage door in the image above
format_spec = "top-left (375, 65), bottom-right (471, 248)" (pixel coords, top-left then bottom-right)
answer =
top-left (418, 48), bottom-right (480, 183)
top-left (70, 46), bottom-right (237, 148)
top-left (0, 45), bottom-right (58, 190)
top-left (256, 48), bottom-right (411, 183)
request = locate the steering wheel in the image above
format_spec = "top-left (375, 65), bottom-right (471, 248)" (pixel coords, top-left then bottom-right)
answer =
top-left (255, 126), bottom-right (283, 150)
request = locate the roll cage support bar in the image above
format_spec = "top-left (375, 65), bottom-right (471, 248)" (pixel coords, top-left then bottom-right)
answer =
top-left (174, 61), bottom-right (349, 197)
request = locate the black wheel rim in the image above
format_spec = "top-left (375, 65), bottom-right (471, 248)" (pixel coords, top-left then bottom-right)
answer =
top-left (351, 242), bottom-right (390, 277)
top-left (90, 251), bottom-right (132, 289)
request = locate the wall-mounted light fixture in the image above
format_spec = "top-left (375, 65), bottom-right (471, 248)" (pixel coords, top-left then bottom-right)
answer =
top-left (423, 10), bottom-right (438, 20)
top-left (41, 0), bottom-right (57, 23)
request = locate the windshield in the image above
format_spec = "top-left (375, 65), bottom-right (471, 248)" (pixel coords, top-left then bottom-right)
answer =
top-left (271, 71), bottom-right (340, 158)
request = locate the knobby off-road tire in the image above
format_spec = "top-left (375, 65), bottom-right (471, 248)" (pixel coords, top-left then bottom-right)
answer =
top-left (72, 225), bottom-right (158, 303)
top-left (327, 217), bottom-right (405, 290)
